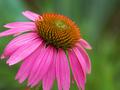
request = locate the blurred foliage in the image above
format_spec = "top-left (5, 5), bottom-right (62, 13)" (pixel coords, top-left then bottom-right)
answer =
top-left (0, 0), bottom-right (120, 90)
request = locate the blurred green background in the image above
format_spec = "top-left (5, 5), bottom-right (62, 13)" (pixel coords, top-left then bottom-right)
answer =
top-left (0, 0), bottom-right (120, 90)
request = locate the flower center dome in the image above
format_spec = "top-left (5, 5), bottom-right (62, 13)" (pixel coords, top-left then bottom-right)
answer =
top-left (35, 13), bottom-right (81, 49)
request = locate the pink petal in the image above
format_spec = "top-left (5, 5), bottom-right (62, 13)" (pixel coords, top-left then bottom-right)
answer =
top-left (28, 46), bottom-right (54, 87)
top-left (42, 50), bottom-right (57, 90)
top-left (73, 47), bottom-right (86, 79)
top-left (15, 45), bottom-right (43, 83)
top-left (76, 44), bottom-right (91, 74)
top-left (56, 49), bottom-right (70, 90)
top-left (4, 22), bottom-right (35, 28)
top-left (7, 39), bottom-right (42, 65)
top-left (22, 11), bottom-right (40, 21)
top-left (68, 50), bottom-right (85, 90)
top-left (3, 33), bottom-right (39, 57)
top-left (28, 45), bottom-right (46, 84)
top-left (79, 39), bottom-right (92, 50)
top-left (55, 50), bottom-right (62, 90)
top-left (0, 27), bottom-right (35, 37)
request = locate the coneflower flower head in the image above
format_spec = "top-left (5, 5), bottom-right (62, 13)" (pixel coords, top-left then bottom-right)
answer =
top-left (36, 13), bottom-right (80, 49)
top-left (0, 11), bottom-right (92, 90)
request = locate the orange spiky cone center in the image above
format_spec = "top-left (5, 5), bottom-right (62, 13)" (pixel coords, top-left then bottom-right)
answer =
top-left (35, 13), bottom-right (81, 50)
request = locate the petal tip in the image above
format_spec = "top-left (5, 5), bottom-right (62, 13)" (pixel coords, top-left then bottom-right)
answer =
top-left (15, 76), bottom-right (18, 80)
top-left (4, 24), bottom-right (8, 28)
top-left (22, 10), bottom-right (39, 21)
top-left (86, 45), bottom-right (92, 50)
top-left (0, 54), bottom-right (5, 59)
top-left (19, 79), bottom-right (24, 84)
top-left (6, 61), bottom-right (14, 66)
top-left (80, 39), bottom-right (92, 50)
top-left (0, 34), bottom-right (3, 38)
top-left (87, 69), bottom-right (91, 74)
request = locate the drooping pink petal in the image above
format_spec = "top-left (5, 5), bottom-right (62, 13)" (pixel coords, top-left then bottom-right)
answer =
top-left (2, 33), bottom-right (39, 58)
top-left (16, 45), bottom-right (43, 83)
top-left (79, 39), bottom-right (92, 50)
top-left (22, 11), bottom-right (40, 21)
top-left (55, 50), bottom-right (62, 90)
top-left (7, 39), bottom-right (42, 65)
top-left (73, 47), bottom-right (86, 79)
top-left (76, 43), bottom-right (91, 74)
top-left (28, 46), bottom-right (54, 87)
top-left (0, 27), bottom-right (35, 37)
top-left (56, 49), bottom-right (70, 90)
top-left (28, 45), bottom-right (46, 84)
top-left (4, 22), bottom-right (35, 28)
top-left (42, 50), bottom-right (57, 90)
top-left (68, 50), bottom-right (85, 90)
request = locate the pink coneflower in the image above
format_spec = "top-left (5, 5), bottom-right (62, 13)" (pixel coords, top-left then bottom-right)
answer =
top-left (0, 11), bottom-right (92, 90)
